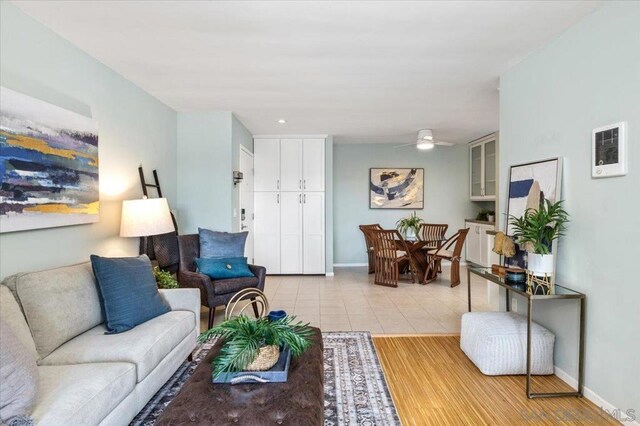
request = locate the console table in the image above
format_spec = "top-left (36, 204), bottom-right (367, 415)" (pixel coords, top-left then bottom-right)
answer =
top-left (467, 267), bottom-right (585, 399)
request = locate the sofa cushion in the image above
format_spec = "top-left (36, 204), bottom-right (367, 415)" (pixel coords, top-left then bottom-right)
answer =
top-left (0, 320), bottom-right (38, 424)
top-left (32, 362), bottom-right (136, 426)
top-left (40, 311), bottom-right (195, 383)
top-left (212, 276), bottom-right (260, 295)
top-left (0, 285), bottom-right (38, 362)
top-left (90, 255), bottom-right (171, 334)
top-left (2, 262), bottom-right (103, 360)
top-left (198, 228), bottom-right (248, 259)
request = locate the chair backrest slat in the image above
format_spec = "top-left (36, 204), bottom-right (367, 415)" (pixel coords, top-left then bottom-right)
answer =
top-left (419, 223), bottom-right (448, 248)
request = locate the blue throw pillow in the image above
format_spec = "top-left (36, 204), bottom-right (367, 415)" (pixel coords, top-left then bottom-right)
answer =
top-left (198, 228), bottom-right (248, 259)
top-left (90, 255), bottom-right (170, 334)
top-left (195, 257), bottom-right (255, 280)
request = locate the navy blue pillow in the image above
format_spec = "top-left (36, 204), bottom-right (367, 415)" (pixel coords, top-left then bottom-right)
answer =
top-left (195, 257), bottom-right (255, 280)
top-left (90, 255), bottom-right (170, 334)
top-left (198, 228), bottom-right (248, 259)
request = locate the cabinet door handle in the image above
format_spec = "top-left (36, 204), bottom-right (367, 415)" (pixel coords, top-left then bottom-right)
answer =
top-left (303, 180), bottom-right (306, 189)
top-left (299, 179), bottom-right (301, 189)
top-left (277, 179), bottom-right (280, 190)
top-left (299, 194), bottom-right (302, 204)
top-left (303, 194), bottom-right (306, 204)
top-left (277, 194), bottom-right (280, 204)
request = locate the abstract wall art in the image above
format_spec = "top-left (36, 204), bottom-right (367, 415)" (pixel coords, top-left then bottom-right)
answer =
top-left (0, 87), bottom-right (99, 233)
top-left (370, 168), bottom-right (424, 209)
top-left (506, 158), bottom-right (562, 236)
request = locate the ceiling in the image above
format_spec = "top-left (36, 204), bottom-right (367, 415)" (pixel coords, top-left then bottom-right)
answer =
top-left (12, 1), bottom-right (601, 144)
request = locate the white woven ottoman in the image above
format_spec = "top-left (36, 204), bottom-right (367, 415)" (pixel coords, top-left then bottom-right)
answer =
top-left (460, 312), bottom-right (555, 375)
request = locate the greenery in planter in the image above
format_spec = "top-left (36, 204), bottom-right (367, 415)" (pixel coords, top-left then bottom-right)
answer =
top-left (153, 266), bottom-right (179, 289)
top-left (396, 211), bottom-right (424, 238)
top-left (509, 199), bottom-right (569, 254)
top-left (198, 315), bottom-right (313, 376)
top-left (476, 208), bottom-right (495, 221)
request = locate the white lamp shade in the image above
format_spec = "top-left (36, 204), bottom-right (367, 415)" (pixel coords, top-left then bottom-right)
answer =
top-left (120, 198), bottom-right (174, 237)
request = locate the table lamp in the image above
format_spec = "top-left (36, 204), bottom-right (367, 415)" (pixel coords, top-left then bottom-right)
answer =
top-left (120, 197), bottom-right (175, 255)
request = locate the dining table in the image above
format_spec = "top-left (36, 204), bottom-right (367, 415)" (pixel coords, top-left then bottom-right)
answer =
top-left (397, 237), bottom-right (445, 284)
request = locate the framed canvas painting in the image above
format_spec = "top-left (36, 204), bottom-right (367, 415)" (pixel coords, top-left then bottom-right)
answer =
top-left (504, 157), bottom-right (562, 267)
top-left (370, 168), bottom-right (424, 209)
top-left (0, 87), bottom-right (99, 233)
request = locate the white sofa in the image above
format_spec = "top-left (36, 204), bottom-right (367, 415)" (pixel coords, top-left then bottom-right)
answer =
top-left (0, 261), bottom-right (200, 426)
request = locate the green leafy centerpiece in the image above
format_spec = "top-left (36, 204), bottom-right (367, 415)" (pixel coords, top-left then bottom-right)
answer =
top-left (198, 315), bottom-right (313, 379)
top-left (396, 211), bottom-right (424, 240)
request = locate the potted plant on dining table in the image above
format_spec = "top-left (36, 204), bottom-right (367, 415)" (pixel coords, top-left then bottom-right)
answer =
top-left (396, 211), bottom-right (424, 240)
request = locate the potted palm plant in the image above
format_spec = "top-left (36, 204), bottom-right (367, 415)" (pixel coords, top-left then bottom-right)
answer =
top-left (509, 199), bottom-right (569, 276)
top-left (198, 314), bottom-right (313, 379)
top-left (396, 211), bottom-right (424, 240)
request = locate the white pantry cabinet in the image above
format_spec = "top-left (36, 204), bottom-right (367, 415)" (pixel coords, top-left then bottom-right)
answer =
top-left (254, 192), bottom-right (281, 273)
top-left (253, 137), bottom-right (326, 274)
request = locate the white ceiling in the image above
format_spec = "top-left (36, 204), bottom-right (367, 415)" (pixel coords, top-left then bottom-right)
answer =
top-left (12, 1), bottom-right (601, 144)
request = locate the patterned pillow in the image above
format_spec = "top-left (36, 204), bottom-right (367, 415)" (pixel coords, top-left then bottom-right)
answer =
top-left (90, 255), bottom-right (170, 334)
top-left (198, 228), bottom-right (248, 259)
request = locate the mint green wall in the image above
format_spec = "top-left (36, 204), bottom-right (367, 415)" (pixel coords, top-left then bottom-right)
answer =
top-left (177, 112), bottom-right (254, 234)
top-left (0, 3), bottom-right (177, 279)
top-left (333, 143), bottom-right (475, 264)
top-left (176, 112), bottom-right (232, 234)
top-left (499, 1), bottom-right (639, 412)
top-left (325, 136), bottom-right (334, 273)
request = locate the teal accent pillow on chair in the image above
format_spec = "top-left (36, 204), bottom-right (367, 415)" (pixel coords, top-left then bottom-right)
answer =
top-left (198, 228), bottom-right (248, 259)
top-left (195, 257), bottom-right (255, 280)
top-left (90, 255), bottom-right (170, 334)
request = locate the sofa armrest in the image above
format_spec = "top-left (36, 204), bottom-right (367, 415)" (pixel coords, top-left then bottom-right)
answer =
top-left (159, 288), bottom-right (200, 333)
top-left (248, 264), bottom-right (266, 291)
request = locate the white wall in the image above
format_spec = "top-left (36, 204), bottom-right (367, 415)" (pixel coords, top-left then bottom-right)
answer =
top-left (0, 2), bottom-right (177, 278)
top-left (333, 143), bottom-right (475, 264)
top-left (499, 1), bottom-right (639, 414)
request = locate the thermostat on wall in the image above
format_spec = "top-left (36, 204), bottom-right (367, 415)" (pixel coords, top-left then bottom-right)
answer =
top-left (592, 122), bottom-right (627, 178)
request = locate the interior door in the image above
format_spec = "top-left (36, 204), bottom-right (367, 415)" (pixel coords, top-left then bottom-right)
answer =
top-left (280, 192), bottom-right (303, 274)
top-left (254, 192), bottom-right (280, 274)
top-left (302, 192), bottom-right (325, 274)
top-left (254, 139), bottom-right (280, 192)
top-left (239, 146), bottom-right (254, 262)
top-left (302, 138), bottom-right (325, 191)
top-left (280, 139), bottom-right (302, 191)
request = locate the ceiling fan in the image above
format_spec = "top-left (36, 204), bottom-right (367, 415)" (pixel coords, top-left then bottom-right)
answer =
top-left (396, 129), bottom-right (455, 150)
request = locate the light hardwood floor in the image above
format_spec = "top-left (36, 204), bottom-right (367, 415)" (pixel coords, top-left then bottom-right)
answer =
top-left (373, 336), bottom-right (617, 426)
top-left (201, 265), bottom-right (496, 333)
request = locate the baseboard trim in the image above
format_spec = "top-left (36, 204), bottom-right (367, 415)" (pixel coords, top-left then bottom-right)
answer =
top-left (554, 366), bottom-right (638, 424)
top-left (325, 272), bottom-right (334, 277)
top-left (333, 263), bottom-right (368, 267)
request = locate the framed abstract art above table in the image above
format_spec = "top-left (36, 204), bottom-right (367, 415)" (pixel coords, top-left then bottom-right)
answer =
top-left (370, 168), bottom-right (424, 209)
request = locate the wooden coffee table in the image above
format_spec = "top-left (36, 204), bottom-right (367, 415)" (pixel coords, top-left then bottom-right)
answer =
top-left (156, 327), bottom-right (324, 425)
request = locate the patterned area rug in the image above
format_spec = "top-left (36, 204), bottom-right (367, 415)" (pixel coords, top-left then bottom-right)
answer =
top-left (131, 331), bottom-right (400, 425)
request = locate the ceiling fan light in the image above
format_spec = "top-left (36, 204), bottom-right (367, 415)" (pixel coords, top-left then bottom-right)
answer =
top-left (417, 129), bottom-right (434, 141)
top-left (417, 141), bottom-right (435, 150)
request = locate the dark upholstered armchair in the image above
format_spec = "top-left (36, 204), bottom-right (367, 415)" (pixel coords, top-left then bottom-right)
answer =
top-left (177, 234), bottom-right (266, 329)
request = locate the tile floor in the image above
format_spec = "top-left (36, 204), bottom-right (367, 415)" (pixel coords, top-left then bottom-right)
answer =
top-left (201, 265), bottom-right (497, 334)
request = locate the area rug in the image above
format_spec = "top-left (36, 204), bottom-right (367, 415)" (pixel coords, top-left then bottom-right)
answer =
top-left (131, 331), bottom-right (400, 426)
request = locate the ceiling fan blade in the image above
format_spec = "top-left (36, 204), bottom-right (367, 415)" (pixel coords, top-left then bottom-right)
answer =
top-left (434, 140), bottom-right (455, 146)
top-left (394, 143), bottom-right (417, 148)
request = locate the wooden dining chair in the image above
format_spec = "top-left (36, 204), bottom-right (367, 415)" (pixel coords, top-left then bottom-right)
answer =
top-left (426, 228), bottom-right (470, 287)
top-left (420, 223), bottom-right (449, 273)
top-left (370, 229), bottom-right (415, 287)
top-left (359, 224), bottom-right (382, 274)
